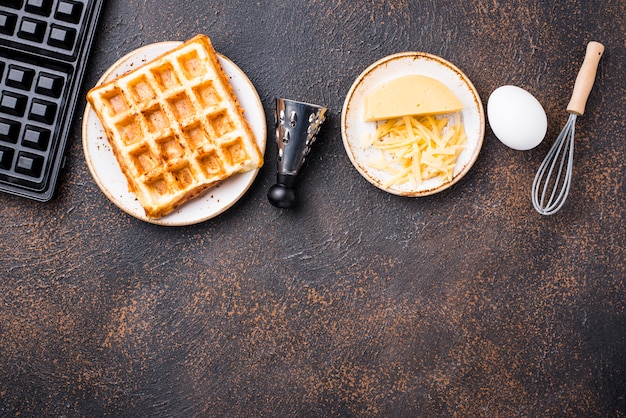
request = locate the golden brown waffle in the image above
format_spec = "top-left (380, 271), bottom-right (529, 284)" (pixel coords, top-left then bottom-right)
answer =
top-left (86, 34), bottom-right (263, 219)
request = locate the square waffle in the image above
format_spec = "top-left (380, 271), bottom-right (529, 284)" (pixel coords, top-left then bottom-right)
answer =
top-left (86, 34), bottom-right (263, 219)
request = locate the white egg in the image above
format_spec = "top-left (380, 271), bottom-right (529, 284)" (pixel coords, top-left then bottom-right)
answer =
top-left (487, 85), bottom-right (547, 150)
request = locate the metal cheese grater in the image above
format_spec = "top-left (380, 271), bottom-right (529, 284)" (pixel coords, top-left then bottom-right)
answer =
top-left (268, 98), bottom-right (327, 208)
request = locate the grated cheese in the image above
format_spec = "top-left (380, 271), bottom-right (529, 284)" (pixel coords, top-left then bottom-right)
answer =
top-left (363, 114), bottom-right (467, 188)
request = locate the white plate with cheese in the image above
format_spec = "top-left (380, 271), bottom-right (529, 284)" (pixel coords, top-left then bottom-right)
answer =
top-left (82, 41), bottom-right (266, 226)
top-left (341, 52), bottom-right (485, 196)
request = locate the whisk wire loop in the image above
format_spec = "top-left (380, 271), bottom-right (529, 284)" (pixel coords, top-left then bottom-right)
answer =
top-left (531, 113), bottom-right (576, 215)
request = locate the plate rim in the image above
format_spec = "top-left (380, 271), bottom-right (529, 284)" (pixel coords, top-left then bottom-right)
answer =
top-left (82, 40), bottom-right (267, 226)
top-left (341, 51), bottom-right (485, 197)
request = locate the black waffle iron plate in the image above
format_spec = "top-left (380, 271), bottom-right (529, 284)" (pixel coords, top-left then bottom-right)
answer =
top-left (0, 0), bottom-right (104, 201)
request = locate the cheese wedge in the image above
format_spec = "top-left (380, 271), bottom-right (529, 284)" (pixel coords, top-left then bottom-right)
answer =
top-left (363, 75), bottom-right (463, 122)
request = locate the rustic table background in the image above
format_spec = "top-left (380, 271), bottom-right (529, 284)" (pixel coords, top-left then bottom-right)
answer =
top-left (1, 1), bottom-right (625, 416)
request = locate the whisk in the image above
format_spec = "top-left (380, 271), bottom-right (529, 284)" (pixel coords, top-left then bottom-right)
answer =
top-left (532, 41), bottom-right (604, 215)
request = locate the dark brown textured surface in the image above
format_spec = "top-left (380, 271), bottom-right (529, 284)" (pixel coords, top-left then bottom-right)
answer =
top-left (1, 1), bottom-right (625, 416)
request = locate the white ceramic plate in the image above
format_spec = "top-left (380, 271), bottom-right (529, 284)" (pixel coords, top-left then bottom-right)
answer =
top-left (82, 41), bottom-right (266, 226)
top-left (341, 52), bottom-right (485, 196)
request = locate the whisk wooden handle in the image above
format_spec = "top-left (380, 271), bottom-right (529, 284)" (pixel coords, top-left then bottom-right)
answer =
top-left (567, 41), bottom-right (605, 116)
